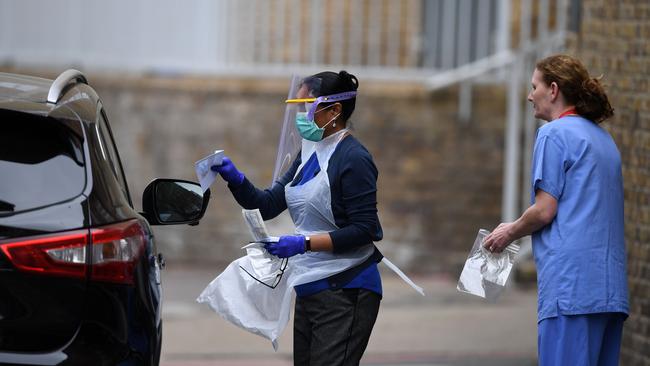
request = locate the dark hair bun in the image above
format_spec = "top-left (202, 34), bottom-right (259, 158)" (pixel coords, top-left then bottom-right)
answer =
top-left (339, 70), bottom-right (359, 91)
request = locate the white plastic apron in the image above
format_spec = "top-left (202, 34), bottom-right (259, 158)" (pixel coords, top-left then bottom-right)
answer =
top-left (198, 130), bottom-right (423, 349)
top-left (283, 129), bottom-right (376, 284)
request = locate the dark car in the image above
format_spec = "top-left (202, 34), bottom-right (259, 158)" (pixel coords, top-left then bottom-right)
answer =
top-left (0, 70), bottom-right (210, 365)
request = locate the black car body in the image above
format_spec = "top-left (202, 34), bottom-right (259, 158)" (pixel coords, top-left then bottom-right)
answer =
top-left (0, 70), bottom-right (209, 365)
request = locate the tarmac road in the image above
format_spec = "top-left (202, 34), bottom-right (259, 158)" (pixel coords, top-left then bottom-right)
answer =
top-left (159, 264), bottom-right (538, 366)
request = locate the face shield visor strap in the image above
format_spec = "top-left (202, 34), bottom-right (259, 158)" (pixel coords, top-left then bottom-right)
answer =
top-left (238, 257), bottom-right (288, 289)
top-left (306, 91), bottom-right (357, 121)
top-left (285, 91), bottom-right (357, 117)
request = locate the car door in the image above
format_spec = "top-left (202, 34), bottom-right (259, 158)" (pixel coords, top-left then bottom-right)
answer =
top-left (93, 105), bottom-right (162, 326)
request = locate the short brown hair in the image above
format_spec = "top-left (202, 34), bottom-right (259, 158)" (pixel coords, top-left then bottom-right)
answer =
top-left (536, 54), bottom-right (614, 123)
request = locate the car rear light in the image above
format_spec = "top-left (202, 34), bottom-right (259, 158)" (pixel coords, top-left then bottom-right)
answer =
top-left (0, 230), bottom-right (89, 278)
top-left (89, 219), bottom-right (147, 285)
top-left (0, 219), bottom-right (147, 284)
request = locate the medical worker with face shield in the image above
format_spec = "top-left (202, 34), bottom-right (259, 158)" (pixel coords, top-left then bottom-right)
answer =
top-left (211, 71), bottom-right (385, 365)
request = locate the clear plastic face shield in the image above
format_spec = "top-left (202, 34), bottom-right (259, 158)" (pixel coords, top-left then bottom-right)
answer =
top-left (273, 76), bottom-right (357, 181)
top-left (272, 75), bottom-right (308, 182)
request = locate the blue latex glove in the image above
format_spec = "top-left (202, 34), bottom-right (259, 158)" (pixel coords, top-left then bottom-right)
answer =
top-left (264, 235), bottom-right (306, 258)
top-left (210, 156), bottom-right (245, 186)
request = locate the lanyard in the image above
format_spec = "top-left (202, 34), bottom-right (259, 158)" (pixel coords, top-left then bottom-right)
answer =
top-left (558, 108), bottom-right (578, 119)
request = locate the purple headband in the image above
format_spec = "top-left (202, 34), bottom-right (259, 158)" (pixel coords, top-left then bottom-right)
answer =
top-left (307, 91), bottom-right (357, 120)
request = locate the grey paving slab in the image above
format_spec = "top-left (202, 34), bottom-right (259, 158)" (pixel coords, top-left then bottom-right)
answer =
top-left (159, 265), bottom-right (538, 365)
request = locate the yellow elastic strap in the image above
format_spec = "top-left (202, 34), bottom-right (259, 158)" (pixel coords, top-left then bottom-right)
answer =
top-left (285, 98), bottom-right (316, 103)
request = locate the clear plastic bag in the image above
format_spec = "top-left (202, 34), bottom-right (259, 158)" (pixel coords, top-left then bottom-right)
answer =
top-left (457, 229), bottom-right (520, 301)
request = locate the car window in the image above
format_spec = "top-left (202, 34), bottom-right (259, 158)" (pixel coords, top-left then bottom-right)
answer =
top-left (96, 108), bottom-right (131, 204)
top-left (0, 109), bottom-right (85, 214)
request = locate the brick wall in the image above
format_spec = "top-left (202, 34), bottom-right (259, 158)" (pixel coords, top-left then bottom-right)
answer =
top-left (570, 1), bottom-right (650, 364)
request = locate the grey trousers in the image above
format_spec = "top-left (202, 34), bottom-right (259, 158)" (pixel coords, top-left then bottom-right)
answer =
top-left (293, 288), bottom-right (381, 366)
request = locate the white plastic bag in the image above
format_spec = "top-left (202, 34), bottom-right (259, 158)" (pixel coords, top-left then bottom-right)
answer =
top-left (457, 229), bottom-right (520, 301)
top-left (196, 255), bottom-right (293, 350)
top-left (196, 209), bottom-right (291, 349)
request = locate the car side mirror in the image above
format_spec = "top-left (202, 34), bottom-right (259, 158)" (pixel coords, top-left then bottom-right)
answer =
top-left (141, 179), bottom-right (210, 226)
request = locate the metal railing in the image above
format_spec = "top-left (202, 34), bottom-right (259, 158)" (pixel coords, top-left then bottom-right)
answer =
top-left (0, 0), bottom-right (509, 81)
top-left (203, 0), bottom-right (510, 80)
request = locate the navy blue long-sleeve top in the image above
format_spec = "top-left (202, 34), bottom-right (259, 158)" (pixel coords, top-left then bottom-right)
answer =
top-left (228, 135), bottom-right (383, 254)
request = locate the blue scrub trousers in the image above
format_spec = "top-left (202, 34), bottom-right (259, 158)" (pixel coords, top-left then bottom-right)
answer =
top-left (538, 312), bottom-right (625, 366)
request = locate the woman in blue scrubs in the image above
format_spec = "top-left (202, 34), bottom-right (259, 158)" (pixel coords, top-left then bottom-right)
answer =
top-left (483, 54), bottom-right (629, 365)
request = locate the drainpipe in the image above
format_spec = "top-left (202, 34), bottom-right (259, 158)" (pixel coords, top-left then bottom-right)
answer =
top-left (502, 57), bottom-right (523, 223)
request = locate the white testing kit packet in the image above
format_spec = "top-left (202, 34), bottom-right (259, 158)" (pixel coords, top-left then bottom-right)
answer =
top-left (194, 150), bottom-right (224, 192)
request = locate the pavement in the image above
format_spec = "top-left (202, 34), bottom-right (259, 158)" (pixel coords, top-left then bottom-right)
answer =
top-left (159, 264), bottom-right (538, 366)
